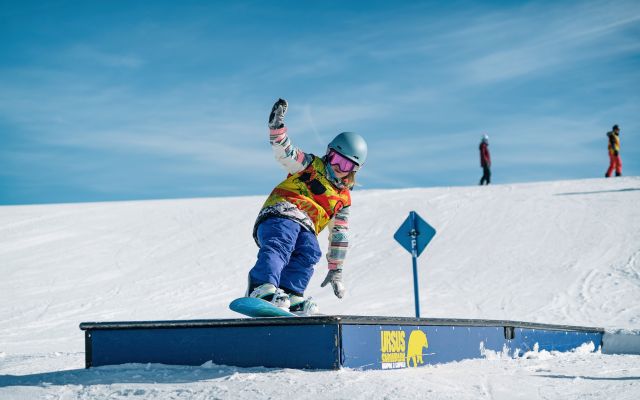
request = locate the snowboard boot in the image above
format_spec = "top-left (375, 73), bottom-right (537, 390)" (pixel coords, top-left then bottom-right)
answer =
top-left (249, 283), bottom-right (291, 310)
top-left (289, 295), bottom-right (319, 316)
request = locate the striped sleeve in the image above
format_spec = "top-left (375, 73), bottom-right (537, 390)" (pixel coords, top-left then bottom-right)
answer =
top-left (270, 127), bottom-right (313, 175)
top-left (327, 206), bottom-right (350, 270)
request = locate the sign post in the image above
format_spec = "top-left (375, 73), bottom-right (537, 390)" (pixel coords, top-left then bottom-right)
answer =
top-left (394, 211), bottom-right (436, 318)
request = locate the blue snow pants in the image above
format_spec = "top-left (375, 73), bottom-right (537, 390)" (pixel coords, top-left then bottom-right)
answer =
top-left (249, 217), bottom-right (322, 295)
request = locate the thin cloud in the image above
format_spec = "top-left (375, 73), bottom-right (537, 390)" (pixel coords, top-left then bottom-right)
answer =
top-left (64, 44), bottom-right (145, 69)
top-left (460, 2), bottom-right (640, 84)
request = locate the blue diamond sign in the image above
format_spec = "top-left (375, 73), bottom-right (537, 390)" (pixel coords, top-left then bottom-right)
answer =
top-left (394, 211), bottom-right (436, 258)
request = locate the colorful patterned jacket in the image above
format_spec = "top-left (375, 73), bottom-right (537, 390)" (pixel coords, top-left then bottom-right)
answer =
top-left (607, 131), bottom-right (620, 156)
top-left (254, 127), bottom-right (351, 270)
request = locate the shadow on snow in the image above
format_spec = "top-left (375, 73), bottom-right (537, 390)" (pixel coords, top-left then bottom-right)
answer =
top-left (0, 363), bottom-right (273, 387)
top-left (554, 188), bottom-right (640, 196)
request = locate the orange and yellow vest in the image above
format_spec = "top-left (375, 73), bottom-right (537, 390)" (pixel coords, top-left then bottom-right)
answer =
top-left (261, 156), bottom-right (351, 234)
top-left (608, 132), bottom-right (620, 155)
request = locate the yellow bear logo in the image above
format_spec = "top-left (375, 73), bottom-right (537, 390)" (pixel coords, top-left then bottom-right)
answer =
top-left (406, 330), bottom-right (429, 367)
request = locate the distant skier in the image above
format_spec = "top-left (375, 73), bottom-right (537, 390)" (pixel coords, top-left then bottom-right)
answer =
top-left (605, 124), bottom-right (622, 178)
top-left (245, 98), bottom-right (367, 315)
top-left (479, 134), bottom-right (491, 185)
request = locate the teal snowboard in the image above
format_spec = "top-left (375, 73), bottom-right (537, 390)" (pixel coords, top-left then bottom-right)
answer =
top-left (229, 297), bottom-right (297, 318)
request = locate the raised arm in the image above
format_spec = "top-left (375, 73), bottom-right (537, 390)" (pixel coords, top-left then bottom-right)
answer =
top-left (268, 98), bottom-right (313, 175)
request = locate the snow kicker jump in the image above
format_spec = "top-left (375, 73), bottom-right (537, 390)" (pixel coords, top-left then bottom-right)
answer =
top-left (80, 316), bottom-right (603, 370)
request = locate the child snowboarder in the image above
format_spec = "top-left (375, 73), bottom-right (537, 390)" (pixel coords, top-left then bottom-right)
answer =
top-left (479, 134), bottom-right (491, 185)
top-left (246, 98), bottom-right (367, 315)
top-left (605, 124), bottom-right (622, 177)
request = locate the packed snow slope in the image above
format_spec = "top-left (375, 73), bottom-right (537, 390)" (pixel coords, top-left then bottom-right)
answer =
top-left (1, 177), bottom-right (639, 400)
top-left (1, 178), bottom-right (640, 354)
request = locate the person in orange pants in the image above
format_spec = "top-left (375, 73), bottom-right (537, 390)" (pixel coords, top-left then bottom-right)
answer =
top-left (605, 124), bottom-right (622, 178)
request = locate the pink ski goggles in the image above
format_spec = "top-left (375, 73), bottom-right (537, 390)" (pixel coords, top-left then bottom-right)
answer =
top-left (327, 149), bottom-right (360, 173)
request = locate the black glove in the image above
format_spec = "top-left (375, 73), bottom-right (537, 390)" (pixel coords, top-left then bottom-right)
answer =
top-left (321, 269), bottom-right (345, 298)
top-left (268, 98), bottom-right (288, 129)
top-left (614, 150), bottom-right (619, 156)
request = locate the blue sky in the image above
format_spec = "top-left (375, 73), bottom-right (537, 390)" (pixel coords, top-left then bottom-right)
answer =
top-left (1, 0), bottom-right (639, 205)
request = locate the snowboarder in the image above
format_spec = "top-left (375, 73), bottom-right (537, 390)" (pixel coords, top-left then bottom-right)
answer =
top-left (246, 98), bottom-right (367, 315)
top-left (479, 134), bottom-right (491, 185)
top-left (605, 124), bottom-right (622, 178)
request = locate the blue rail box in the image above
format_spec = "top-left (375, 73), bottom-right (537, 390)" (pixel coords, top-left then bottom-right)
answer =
top-left (80, 316), bottom-right (604, 370)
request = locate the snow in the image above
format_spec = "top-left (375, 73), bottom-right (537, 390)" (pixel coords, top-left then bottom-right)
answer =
top-left (1, 177), bottom-right (640, 399)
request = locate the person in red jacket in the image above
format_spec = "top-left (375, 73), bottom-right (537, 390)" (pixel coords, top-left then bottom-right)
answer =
top-left (479, 134), bottom-right (491, 185)
top-left (605, 124), bottom-right (622, 177)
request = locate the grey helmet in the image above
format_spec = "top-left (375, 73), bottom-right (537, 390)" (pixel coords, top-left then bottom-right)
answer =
top-left (327, 132), bottom-right (368, 166)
